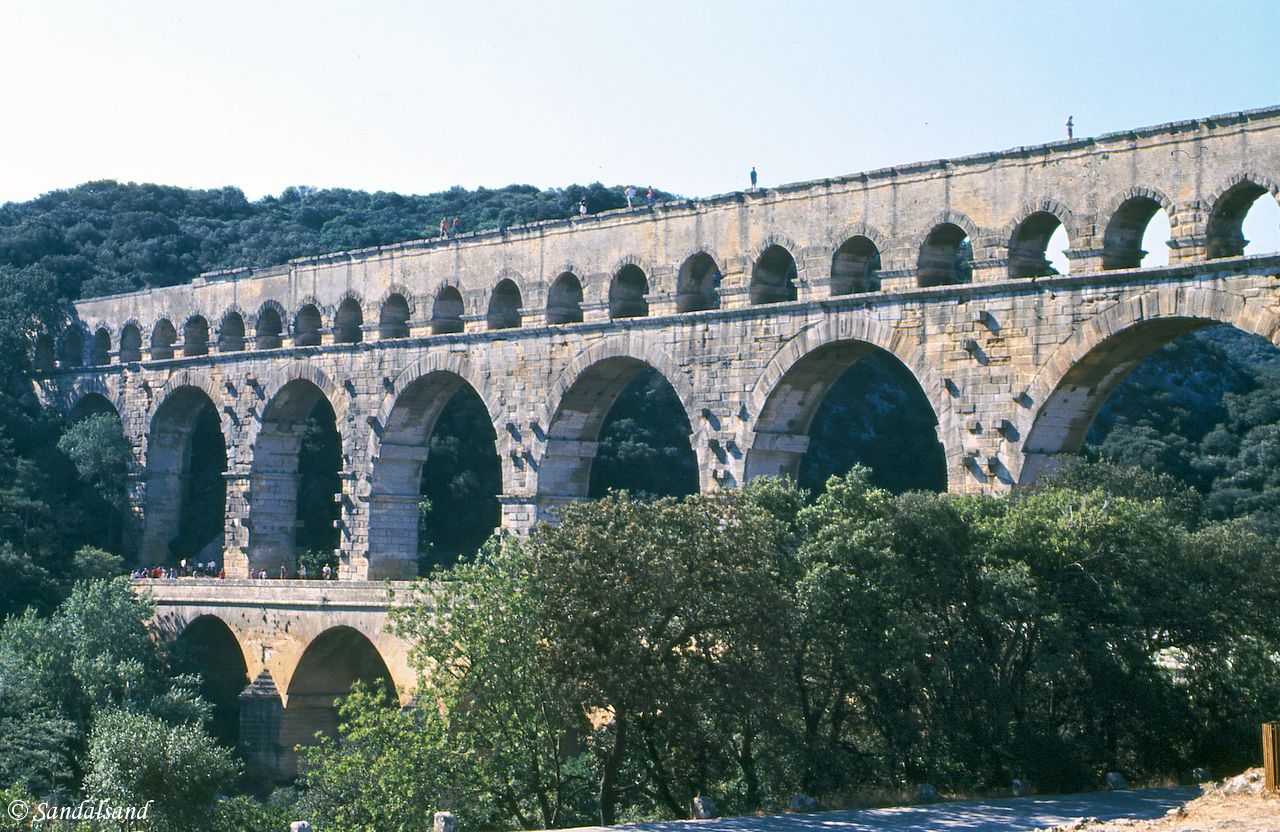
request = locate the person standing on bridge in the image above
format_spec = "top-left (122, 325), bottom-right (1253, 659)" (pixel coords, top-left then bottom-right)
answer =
top-left (578, 197), bottom-right (587, 217)
top-left (646, 186), bottom-right (655, 208)
top-left (750, 166), bottom-right (758, 189)
top-left (625, 185), bottom-right (636, 209)
top-left (439, 217), bottom-right (450, 239)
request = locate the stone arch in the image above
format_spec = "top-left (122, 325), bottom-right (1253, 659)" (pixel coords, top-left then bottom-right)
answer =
top-left (1005, 199), bottom-right (1083, 279)
top-left (487, 278), bottom-right (523, 330)
top-left (65, 378), bottom-right (128, 424)
top-left (140, 380), bottom-right (230, 564)
top-left (278, 625), bottom-right (399, 778)
top-left (247, 363), bottom-right (349, 455)
top-left (145, 369), bottom-right (232, 447)
top-left (151, 318), bottom-right (177, 360)
top-left (172, 614), bottom-right (250, 748)
top-left (59, 327), bottom-right (85, 368)
top-left (378, 292), bottom-right (412, 339)
top-left (1204, 172), bottom-right (1280, 259)
top-left (751, 239), bottom-right (799, 304)
top-left (536, 336), bottom-right (702, 515)
top-left (32, 334), bottom-right (56, 371)
top-left (830, 234), bottom-right (882, 295)
top-left (608, 263), bottom-right (650, 319)
top-left (253, 301), bottom-right (285, 349)
top-left (183, 314), bottom-right (210, 357)
top-left (217, 309), bottom-right (247, 353)
top-left (917, 212), bottom-right (978, 287)
top-left (90, 327), bottom-right (112, 366)
top-left (1015, 287), bottom-right (1280, 484)
top-left (119, 322), bottom-right (143, 363)
top-left (333, 295), bottom-right (365, 344)
top-left (675, 250), bottom-right (722, 312)
top-left (366, 363), bottom-right (501, 579)
top-left (430, 285), bottom-right (465, 334)
top-left (546, 271), bottom-right (585, 324)
top-left (293, 301), bottom-right (323, 347)
top-left (743, 317), bottom-right (956, 483)
top-left (1100, 186), bottom-right (1177, 270)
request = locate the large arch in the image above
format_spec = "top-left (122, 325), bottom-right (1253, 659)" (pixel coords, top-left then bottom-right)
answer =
top-left (1016, 288), bottom-right (1280, 484)
top-left (367, 368), bottom-right (501, 578)
top-left (140, 385), bottom-right (229, 564)
top-left (536, 339), bottom-right (700, 516)
top-left (743, 318), bottom-right (954, 486)
top-left (173, 615), bottom-right (250, 748)
top-left (279, 626), bottom-right (396, 778)
top-left (248, 376), bottom-right (344, 576)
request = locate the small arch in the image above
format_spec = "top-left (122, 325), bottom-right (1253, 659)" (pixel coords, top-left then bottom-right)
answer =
top-left (33, 335), bottom-right (56, 371)
top-left (218, 311), bottom-right (246, 353)
top-left (830, 236), bottom-right (881, 294)
top-left (431, 286), bottom-right (465, 334)
top-left (917, 223), bottom-right (972, 287)
top-left (676, 252), bottom-right (721, 312)
top-left (379, 293), bottom-right (411, 339)
top-left (60, 328), bottom-right (84, 367)
top-left (293, 304), bottom-right (322, 347)
top-left (119, 324), bottom-right (142, 363)
top-left (151, 319), bottom-right (177, 360)
top-left (334, 297), bottom-right (364, 344)
top-left (1102, 193), bottom-right (1171, 270)
top-left (487, 279), bottom-right (522, 330)
top-left (546, 272), bottom-right (584, 325)
top-left (609, 264), bottom-right (649, 319)
top-left (751, 244), bottom-right (799, 304)
top-left (254, 304), bottom-right (284, 350)
top-left (1008, 212), bottom-right (1066, 278)
top-left (1206, 178), bottom-right (1280, 259)
top-left (91, 328), bottom-right (112, 366)
top-left (183, 316), bottom-right (209, 357)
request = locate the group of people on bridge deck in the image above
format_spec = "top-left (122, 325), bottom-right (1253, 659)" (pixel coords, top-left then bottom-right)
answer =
top-left (438, 216), bottom-right (463, 238)
top-left (132, 560), bottom-right (223, 580)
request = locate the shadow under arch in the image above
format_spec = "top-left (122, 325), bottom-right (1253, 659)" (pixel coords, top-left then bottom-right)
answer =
top-left (172, 614), bottom-right (250, 748)
top-left (367, 369), bottom-right (501, 578)
top-left (140, 385), bottom-right (228, 564)
top-left (536, 343), bottom-right (701, 518)
top-left (1016, 288), bottom-right (1280, 485)
top-left (744, 339), bottom-right (947, 490)
top-left (279, 625), bottom-right (396, 777)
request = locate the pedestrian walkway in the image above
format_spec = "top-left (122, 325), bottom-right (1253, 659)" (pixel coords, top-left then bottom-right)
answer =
top-left (570, 787), bottom-right (1200, 832)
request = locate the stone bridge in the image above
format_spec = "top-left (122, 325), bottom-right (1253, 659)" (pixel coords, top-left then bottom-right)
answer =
top-left (35, 104), bottom-right (1280, 774)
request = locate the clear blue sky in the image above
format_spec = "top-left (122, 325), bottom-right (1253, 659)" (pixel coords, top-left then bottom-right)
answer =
top-left (1, 0), bottom-right (1277, 206)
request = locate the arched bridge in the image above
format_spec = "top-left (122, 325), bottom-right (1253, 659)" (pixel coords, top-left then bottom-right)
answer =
top-left (32, 105), bottom-right (1280, 777)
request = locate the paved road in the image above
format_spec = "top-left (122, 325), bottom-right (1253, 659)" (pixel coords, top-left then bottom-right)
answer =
top-left (587, 787), bottom-right (1201, 832)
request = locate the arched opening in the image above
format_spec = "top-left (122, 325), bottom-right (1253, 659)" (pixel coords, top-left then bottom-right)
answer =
top-left (609, 265), bottom-right (650, 319)
top-left (830, 237), bottom-right (881, 294)
top-left (917, 223), bottom-right (973, 287)
top-left (431, 287), bottom-right (465, 334)
top-left (249, 380), bottom-right (340, 576)
top-left (334, 298), bottom-right (364, 344)
top-left (141, 387), bottom-right (228, 565)
top-left (539, 358), bottom-right (698, 516)
top-left (91, 328), bottom-right (111, 366)
top-left (119, 325), bottom-right (142, 363)
top-left (32, 335), bottom-right (55, 371)
top-left (218, 312), bottom-right (246, 353)
top-left (751, 245), bottom-right (799, 304)
top-left (60, 329), bottom-right (84, 367)
top-left (369, 374), bottom-right (501, 578)
top-left (151, 319), bottom-right (177, 360)
top-left (1207, 181), bottom-right (1280, 258)
top-left (172, 616), bottom-right (249, 748)
top-left (64, 396), bottom-right (129, 555)
top-left (745, 341), bottom-right (947, 493)
top-left (1008, 212), bottom-right (1066, 279)
top-left (255, 306), bottom-right (283, 350)
top-left (1102, 196), bottom-right (1170, 270)
top-left (293, 304), bottom-right (322, 347)
top-left (676, 253), bottom-right (721, 312)
top-left (281, 626), bottom-right (396, 778)
top-left (546, 272), bottom-right (584, 324)
top-left (379, 294), bottom-right (411, 339)
top-left (487, 279), bottom-right (522, 330)
top-left (183, 316), bottom-right (209, 357)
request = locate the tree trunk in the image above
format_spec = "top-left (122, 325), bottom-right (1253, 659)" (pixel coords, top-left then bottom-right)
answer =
top-left (598, 710), bottom-right (628, 826)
